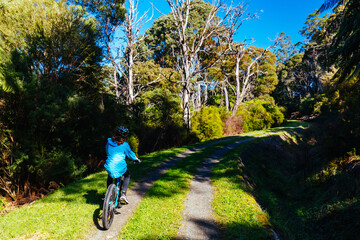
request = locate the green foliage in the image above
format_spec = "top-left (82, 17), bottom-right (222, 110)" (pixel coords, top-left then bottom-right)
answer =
top-left (0, 197), bottom-right (6, 212)
top-left (0, 0), bottom-right (107, 196)
top-left (139, 88), bottom-right (188, 152)
top-left (299, 94), bottom-right (330, 115)
top-left (32, 148), bottom-right (86, 185)
top-left (144, 0), bottom-right (214, 68)
top-left (326, 0), bottom-right (360, 82)
top-left (133, 61), bottom-right (181, 93)
top-left (72, 0), bottom-right (126, 26)
top-left (237, 96), bottom-right (285, 132)
top-left (250, 48), bottom-right (279, 97)
top-left (191, 106), bottom-right (224, 141)
top-left (127, 135), bottom-right (139, 156)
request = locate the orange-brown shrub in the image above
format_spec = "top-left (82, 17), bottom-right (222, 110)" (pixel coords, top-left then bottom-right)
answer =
top-left (223, 114), bottom-right (244, 136)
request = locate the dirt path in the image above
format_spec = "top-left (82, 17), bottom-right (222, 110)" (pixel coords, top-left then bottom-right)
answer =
top-left (87, 138), bottom-right (238, 240)
top-left (177, 138), bottom-right (255, 240)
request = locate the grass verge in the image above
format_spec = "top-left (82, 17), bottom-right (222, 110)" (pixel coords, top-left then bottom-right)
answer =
top-left (117, 137), bottom-right (247, 239)
top-left (0, 145), bottom-right (194, 240)
top-left (210, 127), bottom-right (300, 240)
top-left (229, 121), bottom-right (360, 240)
top-left (211, 138), bottom-right (272, 239)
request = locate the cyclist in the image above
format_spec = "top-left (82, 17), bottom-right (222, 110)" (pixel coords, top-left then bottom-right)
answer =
top-left (104, 126), bottom-right (140, 204)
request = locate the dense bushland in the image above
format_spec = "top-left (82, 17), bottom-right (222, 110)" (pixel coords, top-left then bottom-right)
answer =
top-left (0, 0), bottom-right (287, 204)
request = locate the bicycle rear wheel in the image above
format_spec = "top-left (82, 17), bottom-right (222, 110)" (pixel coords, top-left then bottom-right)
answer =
top-left (102, 183), bottom-right (117, 229)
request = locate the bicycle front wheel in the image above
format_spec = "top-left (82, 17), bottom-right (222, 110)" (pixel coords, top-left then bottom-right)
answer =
top-left (102, 183), bottom-right (117, 230)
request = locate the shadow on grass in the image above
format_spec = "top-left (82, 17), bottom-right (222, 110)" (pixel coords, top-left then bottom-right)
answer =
top-left (231, 127), bottom-right (360, 240)
top-left (83, 190), bottom-right (107, 230)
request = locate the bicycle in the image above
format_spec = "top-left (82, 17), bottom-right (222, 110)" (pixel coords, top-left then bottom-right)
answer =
top-left (102, 176), bottom-right (123, 230)
top-left (102, 159), bottom-right (140, 230)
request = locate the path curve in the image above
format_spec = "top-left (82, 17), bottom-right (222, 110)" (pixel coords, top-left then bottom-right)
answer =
top-left (177, 138), bottom-right (255, 240)
top-left (87, 137), bottom-right (238, 240)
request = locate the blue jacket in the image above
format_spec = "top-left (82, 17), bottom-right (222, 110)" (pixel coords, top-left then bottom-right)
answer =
top-left (104, 138), bottom-right (137, 178)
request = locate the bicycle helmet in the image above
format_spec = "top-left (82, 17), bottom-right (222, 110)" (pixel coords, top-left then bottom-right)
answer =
top-left (116, 126), bottom-right (129, 138)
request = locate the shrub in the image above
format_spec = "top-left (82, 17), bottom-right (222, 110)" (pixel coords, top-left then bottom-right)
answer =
top-left (33, 148), bottom-right (86, 185)
top-left (237, 95), bottom-right (285, 132)
top-left (0, 197), bottom-right (6, 212)
top-left (191, 106), bottom-right (224, 141)
top-left (223, 114), bottom-right (244, 136)
top-left (128, 135), bottom-right (139, 156)
top-left (300, 94), bottom-right (329, 115)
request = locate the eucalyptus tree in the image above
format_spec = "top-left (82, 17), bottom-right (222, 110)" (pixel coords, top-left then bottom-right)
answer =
top-left (120, 0), bottom-right (153, 104)
top-left (322, 0), bottom-right (359, 82)
top-left (160, 0), bottom-right (232, 129)
top-left (73, 0), bottom-right (126, 101)
top-left (319, 0), bottom-right (360, 143)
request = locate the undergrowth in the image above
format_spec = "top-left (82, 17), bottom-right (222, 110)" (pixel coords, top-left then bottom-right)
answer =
top-left (239, 123), bottom-right (360, 240)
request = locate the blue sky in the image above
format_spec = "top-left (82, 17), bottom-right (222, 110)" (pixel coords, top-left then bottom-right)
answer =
top-left (136, 0), bottom-right (325, 48)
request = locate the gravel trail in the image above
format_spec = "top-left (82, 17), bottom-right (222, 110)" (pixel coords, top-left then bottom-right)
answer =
top-left (177, 138), bottom-right (255, 240)
top-left (87, 137), bottom-right (238, 240)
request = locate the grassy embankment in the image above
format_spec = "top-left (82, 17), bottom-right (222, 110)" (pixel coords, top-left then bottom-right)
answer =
top-left (217, 119), bottom-right (360, 240)
top-left (211, 120), bottom-right (309, 239)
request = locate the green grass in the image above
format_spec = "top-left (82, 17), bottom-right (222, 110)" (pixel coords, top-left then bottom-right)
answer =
top-left (0, 135), bottom-right (244, 240)
top-left (0, 171), bottom-right (107, 239)
top-left (211, 139), bottom-right (272, 239)
top-left (0, 120), bottom-right (309, 239)
top-left (0, 145), bottom-right (194, 240)
top-left (210, 129), bottom-right (298, 240)
top-left (230, 121), bottom-right (360, 240)
top-left (118, 137), bottom-right (247, 239)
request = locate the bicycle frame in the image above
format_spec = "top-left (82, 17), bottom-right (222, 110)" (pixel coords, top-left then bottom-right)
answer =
top-left (114, 176), bottom-right (123, 208)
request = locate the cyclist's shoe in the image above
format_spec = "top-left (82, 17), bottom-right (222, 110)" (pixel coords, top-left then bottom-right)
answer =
top-left (120, 195), bottom-right (129, 204)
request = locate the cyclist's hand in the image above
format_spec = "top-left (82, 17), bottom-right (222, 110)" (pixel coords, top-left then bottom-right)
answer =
top-left (135, 158), bottom-right (141, 163)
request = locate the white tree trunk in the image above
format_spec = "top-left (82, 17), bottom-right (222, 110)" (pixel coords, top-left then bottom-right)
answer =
top-left (223, 82), bottom-right (230, 111)
top-left (232, 56), bottom-right (242, 114)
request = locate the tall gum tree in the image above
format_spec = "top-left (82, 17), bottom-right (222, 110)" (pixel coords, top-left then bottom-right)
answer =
top-left (163, 0), bottom-right (231, 129)
top-left (121, 0), bottom-right (152, 104)
top-left (72, 0), bottom-right (126, 101)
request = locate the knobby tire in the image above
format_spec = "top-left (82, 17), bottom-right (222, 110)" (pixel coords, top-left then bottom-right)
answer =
top-left (102, 183), bottom-right (117, 230)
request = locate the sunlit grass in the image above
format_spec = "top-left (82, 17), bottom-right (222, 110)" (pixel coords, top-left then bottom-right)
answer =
top-left (0, 121), bottom-right (308, 239)
top-left (0, 135), bottom-right (243, 239)
top-left (0, 171), bottom-right (107, 240)
top-left (0, 145), bottom-right (194, 240)
top-left (118, 138), bottom-right (244, 239)
top-left (212, 135), bottom-right (275, 239)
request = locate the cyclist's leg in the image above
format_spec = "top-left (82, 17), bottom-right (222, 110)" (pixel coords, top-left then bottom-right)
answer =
top-left (120, 170), bottom-right (130, 204)
top-left (106, 174), bottom-right (113, 188)
top-left (121, 170), bottom-right (130, 196)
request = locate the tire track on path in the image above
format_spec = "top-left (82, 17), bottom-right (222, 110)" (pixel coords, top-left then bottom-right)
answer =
top-left (177, 137), bottom-right (256, 240)
top-left (87, 137), bottom-right (239, 240)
